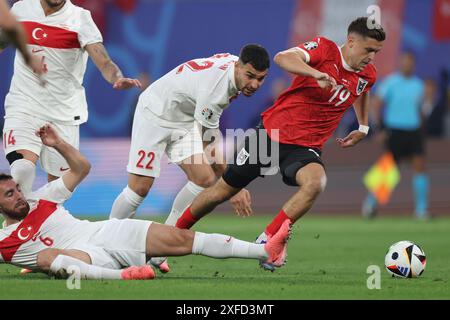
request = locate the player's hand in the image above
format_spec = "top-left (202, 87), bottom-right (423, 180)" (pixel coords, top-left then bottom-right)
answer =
top-left (314, 71), bottom-right (337, 91)
top-left (113, 78), bottom-right (142, 90)
top-left (35, 124), bottom-right (63, 147)
top-left (230, 189), bottom-right (253, 217)
top-left (336, 130), bottom-right (366, 148)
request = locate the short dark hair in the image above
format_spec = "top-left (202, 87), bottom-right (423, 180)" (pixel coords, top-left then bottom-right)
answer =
top-left (0, 173), bottom-right (13, 182)
top-left (239, 44), bottom-right (270, 71)
top-left (348, 17), bottom-right (386, 42)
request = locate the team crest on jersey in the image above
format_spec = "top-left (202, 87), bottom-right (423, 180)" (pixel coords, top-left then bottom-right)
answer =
top-left (356, 78), bottom-right (369, 95)
top-left (303, 41), bottom-right (318, 51)
top-left (202, 108), bottom-right (213, 120)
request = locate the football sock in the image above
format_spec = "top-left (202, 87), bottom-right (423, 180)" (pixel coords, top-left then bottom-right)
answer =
top-left (175, 207), bottom-right (199, 229)
top-left (109, 186), bottom-right (144, 219)
top-left (165, 181), bottom-right (204, 226)
top-left (49, 255), bottom-right (122, 280)
top-left (413, 174), bottom-right (429, 217)
top-left (265, 209), bottom-right (293, 237)
top-left (10, 159), bottom-right (36, 195)
top-left (192, 232), bottom-right (268, 260)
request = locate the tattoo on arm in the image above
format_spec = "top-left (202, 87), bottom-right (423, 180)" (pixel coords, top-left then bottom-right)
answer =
top-left (88, 43), bottom-right (123, 84)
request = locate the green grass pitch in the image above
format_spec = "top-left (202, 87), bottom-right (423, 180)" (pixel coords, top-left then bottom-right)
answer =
top-left (1, 215), bottom-right (449, 300)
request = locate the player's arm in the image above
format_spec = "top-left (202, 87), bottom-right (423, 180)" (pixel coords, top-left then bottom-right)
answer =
top-left (274, 47), bottom-right (336, 90)
top-left (85, 42), bottom-right (141, 90)
top-left (0, 1), bottom-right (27, 58)
top-left (36, 125), bottom-right (90, 192)
top-left (336, 92), bottom-right (370, 148)
top-left (0, 2), bottom-right (46, 75)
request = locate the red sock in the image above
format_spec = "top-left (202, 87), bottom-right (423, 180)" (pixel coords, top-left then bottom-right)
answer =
top-left (265, 209), bottom-right (293, 236)
top-left (175, 207), bottom-right (199, 229)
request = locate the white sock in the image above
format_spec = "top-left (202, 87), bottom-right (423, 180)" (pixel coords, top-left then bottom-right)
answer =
top-left (10, 159), bottom-right (36, 195)
top-left (165, 181), bottom-right (205, 226)
top-left (192, 232), bottom-right (268, 260)
top-left (49, 255), bottom-right (122, 280)
top-left (110, 186), bottom-right (144, 219)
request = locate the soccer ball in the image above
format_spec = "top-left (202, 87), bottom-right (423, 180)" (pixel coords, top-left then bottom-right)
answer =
top-left (384, 241), bottom-right (427, 278)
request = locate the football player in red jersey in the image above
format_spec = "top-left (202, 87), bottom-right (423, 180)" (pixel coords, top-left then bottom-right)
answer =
top-left (175, 17), bottom-right (386, 270)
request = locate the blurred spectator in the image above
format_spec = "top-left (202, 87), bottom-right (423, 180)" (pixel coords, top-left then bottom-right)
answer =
top-left (423, 70), bottom-right (449, 137)
top-left (129, 72), bottom-right (152, 136)
top-left (362, 52), bottom-right (430, 219)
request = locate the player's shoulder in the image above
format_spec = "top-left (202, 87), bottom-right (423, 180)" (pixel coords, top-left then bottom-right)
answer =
top-left (11, 0), bottom-right (32, 15)
top-left (360, 63), bottom-right (378, 83)
top-left (300, 36), bottom-right (337, 51)
top-left (69, 0), bottom-right (94, 17)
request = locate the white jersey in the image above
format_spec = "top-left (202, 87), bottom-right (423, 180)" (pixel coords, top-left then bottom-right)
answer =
top-left (5, 0), bottom-right (103, 125)
top-left (139, 53), bottom-right (240, 129)
top-left (0, 178), bottom-right (105, 269)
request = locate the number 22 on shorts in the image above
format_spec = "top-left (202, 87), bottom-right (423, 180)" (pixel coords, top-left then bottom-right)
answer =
top-left (136, 150), bottom-right (155, 170)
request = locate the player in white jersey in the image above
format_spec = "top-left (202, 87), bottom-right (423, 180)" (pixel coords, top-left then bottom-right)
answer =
top-left (0, 0), bottom-right (141, 196)
top-left (0, 0), bottom-right (45, 76)
top-left (109, 44), bottom-right (270, 272)
top-left (0, 124), bottom-right (290, 280)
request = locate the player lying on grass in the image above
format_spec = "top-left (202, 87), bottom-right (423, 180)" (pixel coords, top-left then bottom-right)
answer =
top-left (173, 17), bottom-right (386, 271)
top-left (0, 124), bottom-right (290, 280)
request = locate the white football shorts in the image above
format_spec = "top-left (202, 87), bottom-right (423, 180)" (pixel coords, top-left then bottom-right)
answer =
top-left (3, 113), bottom-right (79, 177)
top-left (127, 105), bottom-right (203, 178)
top-left (73, 218), bottom-right (153, 269)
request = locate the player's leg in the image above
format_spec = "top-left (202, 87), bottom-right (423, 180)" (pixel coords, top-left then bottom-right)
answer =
top-left (150, 127), bottom-right (215, 271)
top-left (145, 221), bottom-right (291, 267)
top-left (176, 177), bottom-right (242, 229)
top-left (410, 130), bottom-right (429, 218)
top-left (263, 162), bottom-right (326, 238)
top-left (37, 248), bottom-right (154, 280)
top-left (110, 107), bottom-right (168, 219)
top-left (110, 173), bottom-right (155, 219)
top-left (257, 160), bottom-right (325, 271)
top-left (175, 127), bottom-right (267, 229)
top-left (164, 124), bottom-right (215, 226)
top-left (3, 115), bottom-right (42, 195)
top-left (165, 155), bottom-right (216, 225)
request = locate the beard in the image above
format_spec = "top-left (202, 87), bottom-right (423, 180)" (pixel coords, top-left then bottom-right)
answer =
top-left (44, 0), bottom-right (66, 8)
top-left (2, 202), bottom-right (30, 221)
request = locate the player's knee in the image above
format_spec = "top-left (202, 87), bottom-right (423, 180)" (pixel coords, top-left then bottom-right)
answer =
top-left (303, 176), bottom-right (327, 197)
top-left (37, 249), bottom-right (64, 271)
top-left (190, 173), bottom-right (216, 188)
top-left (129, 183), bottom-right (151, 198)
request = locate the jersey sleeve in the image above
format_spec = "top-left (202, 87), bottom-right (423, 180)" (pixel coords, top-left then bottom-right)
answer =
top-left (296, 37), bottom-right (329, 66)
top-left (194, 98), bottom-right (224, 129)
top-left (31, 178), bottom-right (73, 204)
top-left (78, 10), bottom-right (103, 48)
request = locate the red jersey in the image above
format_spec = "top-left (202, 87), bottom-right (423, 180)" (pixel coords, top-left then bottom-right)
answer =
top-left (262, 37), bottom-right (377, 150)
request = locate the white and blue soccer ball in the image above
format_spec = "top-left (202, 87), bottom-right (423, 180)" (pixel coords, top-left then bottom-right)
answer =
top-left (384, 241), bottom-right (427, 278)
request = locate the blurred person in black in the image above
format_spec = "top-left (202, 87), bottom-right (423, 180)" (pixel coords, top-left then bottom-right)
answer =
top-left (423, 70), bottom-right (449, 138)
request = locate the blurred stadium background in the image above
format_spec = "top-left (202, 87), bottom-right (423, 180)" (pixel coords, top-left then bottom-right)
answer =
top-left (1, 0), bottom-right (449, 217)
